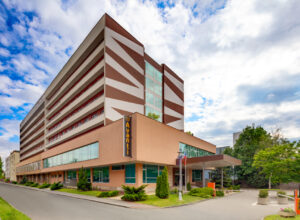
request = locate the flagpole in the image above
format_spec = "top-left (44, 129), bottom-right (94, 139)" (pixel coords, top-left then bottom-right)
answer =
top-left (184, 155), bottom-right (187, 192)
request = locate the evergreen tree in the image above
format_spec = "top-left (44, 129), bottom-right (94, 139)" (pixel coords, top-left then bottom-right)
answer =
top-left (155, 175), bottom-right (162, 197)
top-left (0, 157), bottom-right (3, 179)
top-left (77, 167), bottom-right (91, 191)
top-left (156, 167), bottom-right (169, 198)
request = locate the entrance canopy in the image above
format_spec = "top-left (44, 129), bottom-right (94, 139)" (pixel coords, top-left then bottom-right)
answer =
top-left (176, 154), bottom-right (242, 169)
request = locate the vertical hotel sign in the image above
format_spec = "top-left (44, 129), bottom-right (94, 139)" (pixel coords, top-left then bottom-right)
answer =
top-left (124, 116), bottom-right (132, 157)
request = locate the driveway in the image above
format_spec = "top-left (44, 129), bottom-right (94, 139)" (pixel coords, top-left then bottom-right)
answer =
top-left (0, 183), bottom-right (294, 220)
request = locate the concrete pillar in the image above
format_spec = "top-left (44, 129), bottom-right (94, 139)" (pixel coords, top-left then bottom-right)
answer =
top-left (221, 168), bottom-right (224, 189)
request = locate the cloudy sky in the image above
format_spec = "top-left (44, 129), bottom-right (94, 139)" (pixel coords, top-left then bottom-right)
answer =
top-left (0, 0), bottom-right (300, 159)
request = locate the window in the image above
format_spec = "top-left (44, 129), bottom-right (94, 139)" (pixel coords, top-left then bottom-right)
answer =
top-left (125, 164), bottom-right (136, 183)
top-left (179, 143), bottom-right (214, 158)
top-left (93, 167), bottom-right (109, 183)
top-left (192, 170), bottom-right (202, 182)
top-left (43, 142), bottom-right (99, 168)
top-left (112, 165), bottom-right (124, 170)
top-left (85, 169), bottom-right (91, 182)
top-left (67, 170), bottom-right (77, 180)
top-left (143, 164), bottom-right (164, 183)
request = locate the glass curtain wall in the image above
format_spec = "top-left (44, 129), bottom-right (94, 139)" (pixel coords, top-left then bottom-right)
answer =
top-left (179, 142), bottom-right (214, 158)
top-left (145, 62), bottom-right (163, 122)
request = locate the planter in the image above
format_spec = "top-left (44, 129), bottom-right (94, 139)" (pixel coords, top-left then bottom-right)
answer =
top-left (278, 211), bottom-right (296, 218)
top-left (257, 197), bottom-right (268, 205)
top-left (277, 197), bottom-right (288, 204)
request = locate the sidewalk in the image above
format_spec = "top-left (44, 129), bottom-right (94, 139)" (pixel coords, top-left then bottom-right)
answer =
top-left (0, 182), bottom-right (154, 209)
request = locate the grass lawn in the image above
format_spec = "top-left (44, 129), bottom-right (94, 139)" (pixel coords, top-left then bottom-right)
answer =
top-left (137, 193), bottom-right (205, 207)
top-left (264, 214), bottom-right (300, 220)
top-left (57, 188), bottom-right (101, 197)
top-left (0, 197), bottom-right (31, 220)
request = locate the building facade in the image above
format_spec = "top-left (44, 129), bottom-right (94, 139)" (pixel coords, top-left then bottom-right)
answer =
top-left (5, 151), bottom-right (20, 181)
top-left (17, 13), bottom-right (230, 190)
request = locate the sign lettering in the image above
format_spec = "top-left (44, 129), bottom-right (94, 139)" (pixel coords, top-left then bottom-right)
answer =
top-left (124, 116), bottom-right (132, 157)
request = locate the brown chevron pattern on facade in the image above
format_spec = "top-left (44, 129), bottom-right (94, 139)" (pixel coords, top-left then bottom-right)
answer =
top-left (113, 38), bottom-right (145, 70)
top-left (164, 76), bottom-right (184, 101)
top-left (112, 107), bottom-right (133, 116)
top-left (106, 47), bottom-right (144, 85)
top-left (164, 100), bottom-right (184, 115)
top-left (163, 64), bottom-right (184, 83)
top-left (105, 85), bottom-right (144, 105)
top-left (105, 13), bottom-right (143, 47)
top-left (105, 63), bottom-right (137, 88)
top-left (164, 114), bottom-right (181, 124)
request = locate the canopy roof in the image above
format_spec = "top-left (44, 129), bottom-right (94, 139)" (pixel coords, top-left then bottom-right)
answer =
top-left (176, 154), bottom-right (242, 169)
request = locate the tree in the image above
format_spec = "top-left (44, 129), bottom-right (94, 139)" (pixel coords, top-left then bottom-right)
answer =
top-left (147, 113), bottom-right (160, 121)
top-left (0, 157), bottom-right (3, 179)
top-left (253, 142), bottom-right (300, 189)
top-left (77, 167), bottom-right (91, 191)
top-left (211, 167), bottom-right (233, 188)
top-left (232, 125), bottom-right (272, 188)
top-left (156, 167), bottom-right (169, 198)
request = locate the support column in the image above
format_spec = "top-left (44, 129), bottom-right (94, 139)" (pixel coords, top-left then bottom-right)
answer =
top-left (221, 168), bottom-right (224, 189)
top-left (202, 163), bottom-right (205, 188)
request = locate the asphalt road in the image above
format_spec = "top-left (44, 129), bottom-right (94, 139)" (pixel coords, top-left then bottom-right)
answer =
top-left (0, 183), bottom-right (294, 220)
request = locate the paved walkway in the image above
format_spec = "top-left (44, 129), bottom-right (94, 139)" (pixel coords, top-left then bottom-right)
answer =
top-left (0, 183), bottom-right (295, 220)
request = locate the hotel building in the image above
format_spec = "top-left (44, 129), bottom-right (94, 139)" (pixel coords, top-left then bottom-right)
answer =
top-left (16, 13), bottom-right (240, 189)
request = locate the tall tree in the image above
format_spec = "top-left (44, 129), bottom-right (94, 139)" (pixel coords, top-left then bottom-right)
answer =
top-left (232, 125), bottom-right (272, 187)
top-left (253, 142), bottom-right (300, 189)
top-left (0, 157), bottom-right (3, 179)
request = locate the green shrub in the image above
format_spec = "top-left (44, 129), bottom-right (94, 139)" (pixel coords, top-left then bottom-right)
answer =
top-left (12, 181), bottom-right (17, 184)
top-left (97, 190), bottom-right (119, 198)
top-left (187, 182), bottom-right (192, 191)
top-left (4, 178), bottom-right (10, 183)
top-left (277, 191), bottom-right (286, 197)
top-left (189, 187), bottom-right (214, 198)
top-left (216, 190), bottom-right (224, 197)
top-left (38, 183), bottom-right (51, 189)
top-left (77, 168), bottom-right (91, 191)
top-left (50, 182), bottom-right (63, 191)
top-left (121, 185), bottom-right (147, 201)
top-left (155, 175), bottom-right (162, 197)
top-left (30, 182), bottom-right (39, 187)
top-left (259, 189), bottom-right (268, 198)
top-left (156, 167), bottom-right (169, 199)
top-left (227, 186), bottom-right (233, 190)
top-left (170, 188), bottom-right (178, 194)
top-left (20, 177), bottom-right (27, 184)
top-left (24, 181), bottom-right (33, 186)
top-left (232, 185), bottom-right (240, 190)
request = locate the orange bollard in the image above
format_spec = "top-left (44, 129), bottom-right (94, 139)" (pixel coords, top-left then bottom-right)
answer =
top-left (295, 190), bottom-right (300, 215)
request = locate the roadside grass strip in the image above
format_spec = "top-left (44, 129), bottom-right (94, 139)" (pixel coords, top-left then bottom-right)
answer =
top-left (0, 197), bottom-right (31, 220)
top-left (264, 214), bottom-right (300, 220)
top-left (57, 188), bottom-right (101, 197)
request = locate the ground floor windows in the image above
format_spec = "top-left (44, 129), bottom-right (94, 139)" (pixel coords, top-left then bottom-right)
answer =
top-left (43, 142), bottom-right (99, 168)
top-left (67, 170), bottom-right (77, 180)
top-left (179, 142), bottom-right (214, 158)
top-left (125, 164), bottom-right (135, 183)
top-left (112, 165), bottom-right (124, 170)
top-left (192, 170), bottom-right (202, 182)
top-left (93, 167), bottom-right (109, 183)
top-left (143, 164), bottom-right (164, 183)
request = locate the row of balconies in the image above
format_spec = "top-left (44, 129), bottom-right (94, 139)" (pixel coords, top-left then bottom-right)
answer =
top-left (21, 135), bottom-right (44, 154)
top-left (20, 110), bottom-right (44, 138)
top-left (21, 120), bottom-right (44, 146)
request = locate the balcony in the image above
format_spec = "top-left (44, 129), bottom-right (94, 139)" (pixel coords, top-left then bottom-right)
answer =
top-left (46, 59), bottom-right (105, 120)
top-left (20, 110), bottom-right (44, 137)
top-left (46, 41), bottom-right (104, 110)
top-left (21, 147), bottom-right (44, 161)
top-left (21, 126), bottom-right (44, 149)
top-left (46, 113), bottom-right (104, 149)
top-left (46, 95), bottom-right (104, 138)
top-left (21, 135), bottom-right (44, 154)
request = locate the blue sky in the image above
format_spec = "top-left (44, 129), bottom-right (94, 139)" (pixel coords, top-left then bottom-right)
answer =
top-left (1, 0), bottom-right (300, 159)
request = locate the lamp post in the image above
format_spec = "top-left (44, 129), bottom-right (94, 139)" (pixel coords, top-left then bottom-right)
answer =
top-left (178, 151), bottom-right (183, 201)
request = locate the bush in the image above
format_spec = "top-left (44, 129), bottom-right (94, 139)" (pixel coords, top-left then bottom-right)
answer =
top-left (24, 181), bottom-right (33, 186)
top-left (189, 187), bottom-right (214, 198)
top-left (187, 182), bottom-right (191, 191)
top-left (30, 182), bottom-right (39, 187)
top-left (156, 167), bottom-right (169, 199)
top-left (97, 190), bottom-right (119, 198)
top-left (50, 182), bottom-right (63, 190)
top-left (12, 181), bottom-right (17, 184)
top-left (20, 177), bottom-right (27, 184)
top-left (77, 168), bottom-right (91, 191)
top-left (4, 178), bottom-right (10, 183)
top-left (121, 185), bottom-right (147, 201)
top-left (170, 188), bottom-right (178, 194)
top-left (277, 191), bottom-right (286, 197)
top-left (38, 183), bottom-right (51, 189)
top-left (259, 189), bottom-right (268, 198)
top-left (216, 190), bottom-right (224, 197)
top-left (233, 185), bottom-right (240, 190)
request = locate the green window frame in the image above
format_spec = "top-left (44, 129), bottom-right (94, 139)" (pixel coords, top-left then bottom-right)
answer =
top-left (93, 167), bottom-right (109, 183)
top-left (143, 164), bottom-right (164, 183)
top-left (192, 170), bottom-right (202, 182)
top-left (125, 164), bottom-right (136, 183)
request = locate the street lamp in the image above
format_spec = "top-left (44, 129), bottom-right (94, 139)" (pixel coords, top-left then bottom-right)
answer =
top-left (177, 151), bottom-right (183, 201)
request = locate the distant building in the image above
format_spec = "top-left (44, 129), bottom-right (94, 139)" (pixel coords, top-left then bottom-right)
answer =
top-left (216, 146), bottom-right (230, 155)
top-left (5, 151), bottom-right (20, 181)
top-left (233, 132), bottom-right (242, 146)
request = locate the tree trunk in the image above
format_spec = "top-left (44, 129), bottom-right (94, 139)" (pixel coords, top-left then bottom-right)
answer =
top-left (268, 173), bottom-right (272, 189)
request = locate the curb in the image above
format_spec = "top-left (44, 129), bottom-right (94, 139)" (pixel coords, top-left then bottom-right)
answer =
top-left (0, 182), bottom-right (151, 209)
